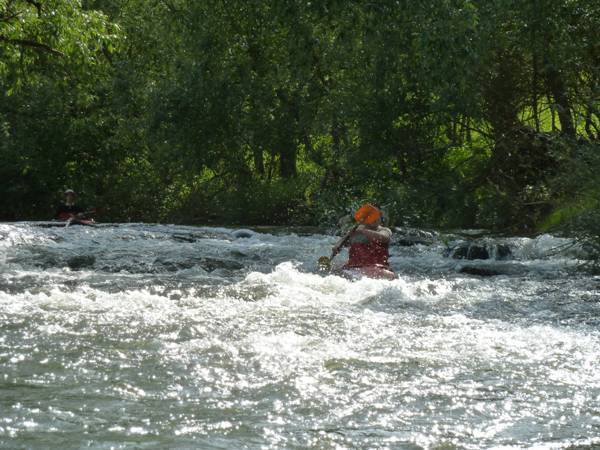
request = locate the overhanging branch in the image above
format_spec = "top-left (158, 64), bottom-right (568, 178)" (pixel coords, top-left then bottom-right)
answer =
top-left (0, 35), bottom-right (64, 56)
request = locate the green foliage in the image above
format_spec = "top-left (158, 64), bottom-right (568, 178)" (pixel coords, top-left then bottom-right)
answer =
top-left (542, 140), bottom-right (600, 268)
top-left (0, 0), bottom-right (598, 233)
top-left (0, 0), bottom-right (121, 219)
top-left (167, 173), bottom-right (318, 226)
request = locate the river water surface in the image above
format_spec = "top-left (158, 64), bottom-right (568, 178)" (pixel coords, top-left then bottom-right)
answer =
top-left (1, 222), bottom-right (599, 449)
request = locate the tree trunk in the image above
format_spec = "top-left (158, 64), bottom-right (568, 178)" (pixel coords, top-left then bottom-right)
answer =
top-left (253, 147), bottom-right (264, 176)
top-left (279, 145), bottom-right (297, 178)
top-left (532, 54), bottom-right (541, 132)
top-left (544, 65), bottom-right (575, 137)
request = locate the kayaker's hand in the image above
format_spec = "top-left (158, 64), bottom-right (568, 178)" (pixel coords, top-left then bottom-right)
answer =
top-left (354, 225), bottom-right (370, 236)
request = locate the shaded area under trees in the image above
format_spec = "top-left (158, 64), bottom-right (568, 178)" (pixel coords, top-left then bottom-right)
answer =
top-left (0, 0), bottom-right (598, 233)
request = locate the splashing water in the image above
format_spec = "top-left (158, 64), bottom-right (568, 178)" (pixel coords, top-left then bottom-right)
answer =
top-left (0, 222), bottom-right (599, 449)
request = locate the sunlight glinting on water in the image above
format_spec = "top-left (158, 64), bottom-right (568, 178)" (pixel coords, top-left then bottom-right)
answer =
top-left (1, 223), bottom-right (599, 448)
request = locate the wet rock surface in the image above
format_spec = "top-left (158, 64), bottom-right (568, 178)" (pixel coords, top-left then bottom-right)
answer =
top-left (445, 240), bottom-right (513, 260)
top-left (393, 227), bottom-right (438, 246)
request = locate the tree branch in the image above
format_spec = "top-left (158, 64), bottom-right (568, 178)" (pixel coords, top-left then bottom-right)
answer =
top-left (24, 0), bottom-right (42, 16)
top-left (0, 35), bottom-right (64, 56)
top-left (0, 11), bottom-right (22, 22)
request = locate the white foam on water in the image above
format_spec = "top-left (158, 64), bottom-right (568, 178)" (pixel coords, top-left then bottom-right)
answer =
top-left (0, 223), bottom-right (599, 449)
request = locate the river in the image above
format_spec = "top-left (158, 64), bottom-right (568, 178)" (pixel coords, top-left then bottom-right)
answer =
top-left (1, 222), bottom-right (599, 449)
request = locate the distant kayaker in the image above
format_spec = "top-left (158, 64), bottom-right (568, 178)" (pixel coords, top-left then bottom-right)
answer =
top-left (56, 189), bottom-right (86, 221)
top-left (319, 203), bottom-right (395, 279)
top-left (330, 205), bottom-right (393, 273)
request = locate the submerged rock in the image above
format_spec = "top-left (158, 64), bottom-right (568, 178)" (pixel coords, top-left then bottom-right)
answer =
top-left (200, 257), bottom-right (244, 272)
top-left (393, 227), bottom-right (437, 246)
top-left (153, 256), bottom-right (245, 273)
top-left (496, 244), bottom-right (512, 260)
top-left (171, 234), bottom-right (196, 243)
top-left (232, 229), bottom-right (254, 239)
top-left (446, 241), bottom-right (512, 260)
top-left (450, 244), bottom-right (489, 260)
top-left (67, 255), bottom-right (96, 270)
top-left (459, 266), bottom-right (502, 277)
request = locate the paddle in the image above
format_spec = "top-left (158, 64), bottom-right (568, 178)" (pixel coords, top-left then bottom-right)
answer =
top-left (64, 209), bottom-right (97, 227)
top-left (318, 203), bottom-right (381, 271)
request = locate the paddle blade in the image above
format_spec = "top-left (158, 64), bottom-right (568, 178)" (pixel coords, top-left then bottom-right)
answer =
top-left (354, 203), bottom-right (381, 225)
top-left (318, 256), bottom-right (332, 272)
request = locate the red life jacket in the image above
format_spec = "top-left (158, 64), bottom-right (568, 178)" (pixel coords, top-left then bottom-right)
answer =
top-left (345, 240), bottom-right (390, 268)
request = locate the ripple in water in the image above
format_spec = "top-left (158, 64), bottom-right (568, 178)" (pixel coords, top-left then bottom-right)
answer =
top-left (0, 223), bottom-right (599, 448)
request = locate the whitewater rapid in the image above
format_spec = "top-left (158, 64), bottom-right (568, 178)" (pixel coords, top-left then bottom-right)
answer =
top-left (0, 222), bottom-right (599, 449)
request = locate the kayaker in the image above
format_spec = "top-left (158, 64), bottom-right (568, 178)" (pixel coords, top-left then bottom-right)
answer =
top-left (333, 206), bottom-right (393, 272)
top-left (56, 189), bottom-right (86, 221)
